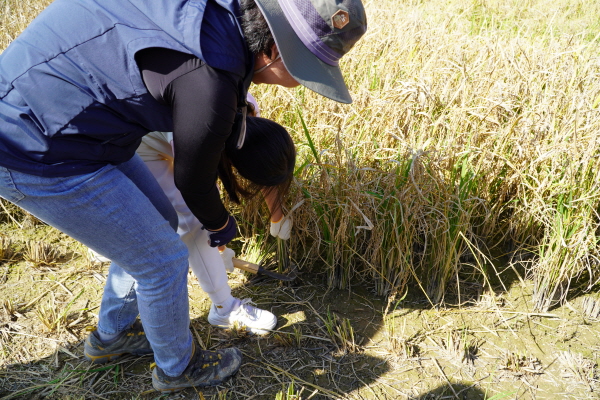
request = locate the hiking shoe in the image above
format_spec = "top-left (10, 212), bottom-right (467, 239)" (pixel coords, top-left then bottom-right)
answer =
top-left (151, 341), bottom-right (242, 392)
top-left (84, 321), bottom-right (153, 364)
top-left (207, 298), bottom-right (277, 335)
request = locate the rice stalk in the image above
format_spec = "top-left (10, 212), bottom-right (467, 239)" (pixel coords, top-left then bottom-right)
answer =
top-left (0, 236), bottom-right (14, 262)
top-left (252, 0), bottom-right (600, 309)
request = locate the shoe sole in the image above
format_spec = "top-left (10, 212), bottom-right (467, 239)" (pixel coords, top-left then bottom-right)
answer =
top-left (207, 316), bottom-right (277, 335)
top-left (84, 349), bottom-right (153, 364)
top-left (152, 371), bottom-right (228, 392)
top-left (151, 365), bottom-right (241, 392)
top-left (84, 351), bottom-right (125, 364)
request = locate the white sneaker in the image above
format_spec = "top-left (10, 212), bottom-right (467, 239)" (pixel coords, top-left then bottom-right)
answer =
top-left (207, 298), bottom-right (277, 335)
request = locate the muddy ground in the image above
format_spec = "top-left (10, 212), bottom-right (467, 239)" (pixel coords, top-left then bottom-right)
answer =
top-left (1, 222), bottom-right (599, 399)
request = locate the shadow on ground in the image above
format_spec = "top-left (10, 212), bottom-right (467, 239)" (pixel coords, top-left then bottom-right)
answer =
top-left (0, 268), bottom-right (393, 399)
top-left (415, 383), bottom-right (487, 399)
top-left (2, 255), bottom-right (599, 399)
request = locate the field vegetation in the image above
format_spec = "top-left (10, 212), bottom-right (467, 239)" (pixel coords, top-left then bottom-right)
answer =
top-left (1, 0), bottom-right (600, 399)
top-left (248, 0), bottom-right (600, 311)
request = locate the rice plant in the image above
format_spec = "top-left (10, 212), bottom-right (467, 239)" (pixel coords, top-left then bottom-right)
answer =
top-left (319, 307), bottom-right (358, 354)
top-left (249, 0), bottom-right (600, 310)
top-left (272, 325), bottom-right (303, 348)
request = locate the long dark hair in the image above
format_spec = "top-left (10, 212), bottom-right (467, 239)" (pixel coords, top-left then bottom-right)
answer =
top-left (218, 116), bottom-right (296, 207)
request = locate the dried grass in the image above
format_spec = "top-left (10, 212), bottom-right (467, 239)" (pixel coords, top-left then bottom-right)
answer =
top-left (248, 0), bottom-right (600, 311)
top-left (557, 351), bottom-right (598, 390)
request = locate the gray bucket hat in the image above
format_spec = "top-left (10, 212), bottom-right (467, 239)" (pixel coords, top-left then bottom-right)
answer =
top-left (254, 0), bottom-right (367, 104)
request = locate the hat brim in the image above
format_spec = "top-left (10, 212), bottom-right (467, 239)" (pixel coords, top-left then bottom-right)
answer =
top-left (254, 0), bottom-right (353, 104)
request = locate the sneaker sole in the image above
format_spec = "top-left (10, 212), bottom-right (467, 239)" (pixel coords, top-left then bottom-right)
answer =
top-left (207, 322), bottom-right (274, 335)
top-left (207, 316), bottom-right (277, 335)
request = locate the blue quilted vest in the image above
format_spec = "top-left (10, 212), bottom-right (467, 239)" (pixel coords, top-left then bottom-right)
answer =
top-left (0, 0), bottom-right (250, 176)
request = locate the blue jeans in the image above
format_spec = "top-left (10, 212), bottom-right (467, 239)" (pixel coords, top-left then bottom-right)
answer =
top-left (0, 155), bottom-right (192, 376)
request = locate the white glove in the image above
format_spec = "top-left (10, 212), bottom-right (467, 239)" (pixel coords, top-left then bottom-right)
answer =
top-left (270, 215), bottom-right (293, 240)
top-left (219, 247), bottom-right (236, 273)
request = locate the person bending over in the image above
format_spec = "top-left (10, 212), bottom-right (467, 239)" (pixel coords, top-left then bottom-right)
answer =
top-left (0, 0), bottom-right (366, 392)
top-left (134, 114), bottom-right (295, 334)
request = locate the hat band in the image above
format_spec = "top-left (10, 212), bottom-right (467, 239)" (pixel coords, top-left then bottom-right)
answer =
top-left (279, 0), bottom-right (342, 67)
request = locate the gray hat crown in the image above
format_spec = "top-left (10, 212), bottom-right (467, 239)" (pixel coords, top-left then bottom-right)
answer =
top-left (255, 0), bottom-right (368, 103)
top-left (293, 0), bottom-right (368, 57)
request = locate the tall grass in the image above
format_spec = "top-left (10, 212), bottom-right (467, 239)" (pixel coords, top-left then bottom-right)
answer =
top-left (2, 0), bottom-right (599, 310)
top-left (250, 0), bottom-right (600, 310)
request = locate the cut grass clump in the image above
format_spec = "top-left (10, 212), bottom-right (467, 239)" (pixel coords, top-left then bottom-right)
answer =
top-left (499, 351), bottom-right (543, 377)
top-left (0, 236), bottom-right (15, 262)
top-left (35, 290), bottom-right (86, 333)
top-left (23, 240), bottom-right (61, 267)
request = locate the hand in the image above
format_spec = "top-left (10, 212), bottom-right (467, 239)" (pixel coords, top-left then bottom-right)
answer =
top-left (219, 246), bottom-right (236, 273)
top-left (206, 215), bottom-right (237, 247)
top-left (270, 214), bottom-right (292, 240)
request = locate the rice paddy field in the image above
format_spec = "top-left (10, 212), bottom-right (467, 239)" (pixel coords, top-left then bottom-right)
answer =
top-left (1, 0), bottom-right (600, 398)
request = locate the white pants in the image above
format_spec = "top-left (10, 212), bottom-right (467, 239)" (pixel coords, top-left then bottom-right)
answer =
top-left (138, 132), bottom-right (231, 304)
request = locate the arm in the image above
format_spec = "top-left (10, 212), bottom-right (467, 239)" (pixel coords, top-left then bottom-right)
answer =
top-left (167, 65), bottom-right (240, 231)
top-left (262, 187), bottom-right (283, 223)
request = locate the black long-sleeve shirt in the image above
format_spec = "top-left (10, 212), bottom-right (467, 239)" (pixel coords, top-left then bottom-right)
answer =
top-left (136, 47), bottom-right (241, 230)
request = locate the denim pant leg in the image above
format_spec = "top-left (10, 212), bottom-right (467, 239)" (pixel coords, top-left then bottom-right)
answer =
top-left (0, 156), bottom-right (193, 376)
top-left (96, 156), bottom-right (182, 339)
